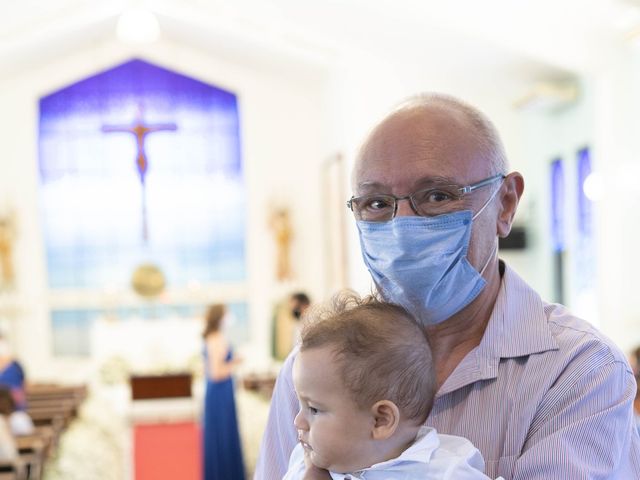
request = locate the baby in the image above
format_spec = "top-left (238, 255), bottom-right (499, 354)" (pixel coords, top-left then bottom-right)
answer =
top-left (283, 292), bottom-right (502, 480)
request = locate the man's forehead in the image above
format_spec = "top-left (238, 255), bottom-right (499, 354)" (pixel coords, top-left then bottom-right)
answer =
top-left (355, 175), bottom-right (461, 193)
top-left (354, 138), bottom-right (489, 193)
top-left (356, 113), bottom-right (484, 165)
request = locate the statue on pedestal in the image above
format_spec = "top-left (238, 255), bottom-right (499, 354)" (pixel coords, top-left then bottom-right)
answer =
top-left (0, 211), bottom-right (16, 289)
top-left (268, 207), bottom-right (293, 282)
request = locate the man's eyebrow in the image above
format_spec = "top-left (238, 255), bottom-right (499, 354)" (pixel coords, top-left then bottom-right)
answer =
top-left (356, 176), bottom-right (460, 193)
top-left (413, 176), bottom-right (459, 187)
top-left (356, 181), bottom-right (387, 192)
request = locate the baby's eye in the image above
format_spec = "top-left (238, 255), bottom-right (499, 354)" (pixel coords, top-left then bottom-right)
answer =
top-left (308, 406), bottom-right (319, 415)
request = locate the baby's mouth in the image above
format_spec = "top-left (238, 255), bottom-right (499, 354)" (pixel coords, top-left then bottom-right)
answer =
top-left (297, 429), bottom-right (312, 451)
top-left (298, 437), bottom-right (312, 451)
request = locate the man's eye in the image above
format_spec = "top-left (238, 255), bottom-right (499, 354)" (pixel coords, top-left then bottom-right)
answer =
top-left (429, 191), bottom-right (453, 202)
top-left (365, 197), bottom-right (393, 211)
top-left (417, 189), bottom-right (455, 204)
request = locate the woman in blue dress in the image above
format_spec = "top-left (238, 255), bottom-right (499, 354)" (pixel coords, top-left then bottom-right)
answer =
top-left (202, 304), bottom-right (245, 480)
top-left (0, 335), bottom-right (26, 411)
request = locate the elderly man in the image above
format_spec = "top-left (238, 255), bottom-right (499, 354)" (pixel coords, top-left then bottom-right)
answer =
top-left (255, 94), bottom-right (640, 479)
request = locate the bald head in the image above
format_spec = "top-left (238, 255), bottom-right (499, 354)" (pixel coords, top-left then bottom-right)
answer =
top-left (354, 93), bottom-right (508, 189)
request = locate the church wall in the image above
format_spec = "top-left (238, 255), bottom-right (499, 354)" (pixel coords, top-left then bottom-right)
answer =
top-left (590, 47), bottom-right (640, 353)
top-left (502, 50), bottom-right (640, 354)
top-left (514, 82), bottom-right (595, 314)
top-left (0, 37), bottom-right (332, 381)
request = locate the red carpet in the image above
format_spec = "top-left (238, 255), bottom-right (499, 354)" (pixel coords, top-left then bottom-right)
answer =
top-left (134, 422), bottom-right (201, 480)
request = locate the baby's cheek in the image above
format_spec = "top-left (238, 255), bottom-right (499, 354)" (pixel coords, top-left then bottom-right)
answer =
top-left (309, 450), bottom-right (330, 470)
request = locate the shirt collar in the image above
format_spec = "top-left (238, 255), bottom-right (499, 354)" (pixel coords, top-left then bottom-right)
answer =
top-left (482, 262), bottom-right (558, 360)
top-left (437, 261), bottom-right (558, 396)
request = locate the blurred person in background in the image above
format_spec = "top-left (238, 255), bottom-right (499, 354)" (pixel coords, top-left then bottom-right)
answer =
top-left (0, 386), bottom-right (33, 437)
top-left (289, 292), bottom-right (311, 345)
top-left (0, 335), bottom-right (27, 412)
top-left (202, 304), bottom-right (245, 480)
top-left (0, 387), bottom-right (19, 463)
top-left (630, 346), bottom-right (640, 375)
top-left (635, 374), bottom-right (640, 434)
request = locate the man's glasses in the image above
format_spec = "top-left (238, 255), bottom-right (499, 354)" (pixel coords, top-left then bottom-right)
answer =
top-left (346, 174), bottom-right (505, 222)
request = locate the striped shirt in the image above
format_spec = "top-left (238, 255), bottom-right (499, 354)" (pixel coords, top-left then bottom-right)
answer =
top-left (254, 263), bottom-right (640, 479)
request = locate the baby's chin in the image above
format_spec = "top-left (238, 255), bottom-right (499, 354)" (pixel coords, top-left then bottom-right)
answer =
top-left (310, 453), bottom-right (364, 475)
top-left (308, 452), bottom-right (334, 472)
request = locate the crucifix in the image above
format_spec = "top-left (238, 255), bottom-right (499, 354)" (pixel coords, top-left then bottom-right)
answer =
top-left (102, 106), bottom-right (177, 242)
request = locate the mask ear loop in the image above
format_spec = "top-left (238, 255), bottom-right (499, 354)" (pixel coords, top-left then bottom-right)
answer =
top-left (479, 241), bottom-right (498, 276)
top-left (473, 179), bottom-right (504, 275)
top-left (472, 178), bottom-right (504, 221)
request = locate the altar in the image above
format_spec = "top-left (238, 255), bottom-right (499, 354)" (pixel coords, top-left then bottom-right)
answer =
top-left (90, 315), bottom-right (205, 376)
top-left (130, 373), bottom-right (193, 401)
top-left (88, 316), bottom-right (202, 479)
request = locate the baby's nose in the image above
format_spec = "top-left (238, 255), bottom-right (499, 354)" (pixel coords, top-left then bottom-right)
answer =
top-left (293, 410), bottom-right (308, 430)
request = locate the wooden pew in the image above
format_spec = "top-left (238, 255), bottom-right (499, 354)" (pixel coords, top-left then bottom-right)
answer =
top-left (25, 384), bottom-right (86, 430)
top-left (26, 406), bottom-right (73, 429)
top-left (0, 459), bottom-right (27, 480)
top-left (15, 435), bottom-right (45, 480)
top-left (20, 384), bottom-right (88, 479)
top-left (242, 373), bottom-right (277, 399)
top-left (25, 385), bottom-right (87, 408)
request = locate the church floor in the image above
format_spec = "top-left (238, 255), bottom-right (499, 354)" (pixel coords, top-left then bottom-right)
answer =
top-left (41, 385), bottom-right (271, 480)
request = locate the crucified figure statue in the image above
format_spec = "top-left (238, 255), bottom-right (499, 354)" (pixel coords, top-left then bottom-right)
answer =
top-left (102, 106), bottom-right (177, 242)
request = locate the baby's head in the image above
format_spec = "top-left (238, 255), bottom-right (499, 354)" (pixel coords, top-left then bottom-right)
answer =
top-left (292, 291), bottom-right (436, 473)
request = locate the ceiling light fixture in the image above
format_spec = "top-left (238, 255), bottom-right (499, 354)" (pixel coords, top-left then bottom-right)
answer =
top-left (513, 81), bottom-right (578, 112)
top-left (116, 7), bottom-right (161, 44)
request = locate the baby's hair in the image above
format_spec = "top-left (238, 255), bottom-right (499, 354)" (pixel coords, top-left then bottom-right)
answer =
top-left (300, 290), bottom-right (436, 424)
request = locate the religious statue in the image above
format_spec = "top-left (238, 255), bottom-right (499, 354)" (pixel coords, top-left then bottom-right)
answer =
top-left (102, 105), bottom-right (177, 242)
top-left (268, 207), bottom-right (293, 282)
top-left (0, 211), bottom-right (16, 289)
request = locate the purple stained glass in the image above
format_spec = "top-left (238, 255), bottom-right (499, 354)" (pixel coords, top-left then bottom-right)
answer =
top-left (550, 158), bottom-right (565, 252)
top-left (39, 59), bottom-right (246, 289)
top-left (577, 147), bottom-right (593, 237)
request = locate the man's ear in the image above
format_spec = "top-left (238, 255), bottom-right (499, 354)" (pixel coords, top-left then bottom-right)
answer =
top-left (370, 400), bottom-right (400, 440)
top-left (497, 172), bottom-right (524, 238)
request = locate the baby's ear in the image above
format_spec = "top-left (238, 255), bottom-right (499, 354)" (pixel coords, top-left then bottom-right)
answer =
top-left (370, 400), bottom-right (400, 440)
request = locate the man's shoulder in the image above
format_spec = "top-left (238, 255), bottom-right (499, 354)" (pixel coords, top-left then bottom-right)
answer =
top-left (501, 263), bottom-right (629, 368)
top-left (543, 301), bottom-right (630, 367)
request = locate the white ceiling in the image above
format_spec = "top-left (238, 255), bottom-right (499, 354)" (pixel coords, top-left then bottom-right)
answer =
top-left (1, 0), bottom-right (639, 82)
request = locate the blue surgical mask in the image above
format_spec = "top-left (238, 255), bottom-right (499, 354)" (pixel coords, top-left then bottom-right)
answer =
top-left (356, 188), bottom-right (499, 325)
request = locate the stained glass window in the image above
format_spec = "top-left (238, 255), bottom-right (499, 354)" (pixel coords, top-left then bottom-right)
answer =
top-left (39, 59), bottom-right (247, 355)
top-left (550, 158), bottom-right (565, 303)
top-left (574, 147), bottom-right (597, 324)
top-left (39, 59), bottom-right (245, 290)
